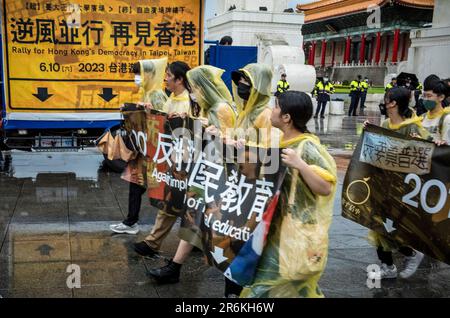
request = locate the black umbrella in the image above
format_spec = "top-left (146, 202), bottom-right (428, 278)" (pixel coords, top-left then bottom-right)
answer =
top-left (397, 72), bottom-right (419, 88)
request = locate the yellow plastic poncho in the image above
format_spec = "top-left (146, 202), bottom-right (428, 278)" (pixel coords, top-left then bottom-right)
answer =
top-left (187, 65), bottom-right (236, 134)
top-left (139, 58), bottom-right (168, 110)
top-left (381, 115), bottom-right (431, 140)
top-left (178, 66), bottom-right (236, 249)
top-left (121, 58), bottom-right (167, 187)
top-left (232, 63), bottom-right (280, 147)
top-left (163, 89), bottom-right (191, 115)
top-left (242, 133), bottom-right (337, 298)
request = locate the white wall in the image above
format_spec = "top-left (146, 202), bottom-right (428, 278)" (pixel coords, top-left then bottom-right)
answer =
top-left (407, 0), bottom-right (450, 81)
top-left (215, 0), bottom-right (290, 13)
top-left (207, 10), bottom-right (304, 48)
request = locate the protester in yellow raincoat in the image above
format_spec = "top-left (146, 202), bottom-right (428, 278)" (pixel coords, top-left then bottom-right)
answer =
top-left (187, 65), bottom-right (236, 135)
top-left (147, 65), bottom-right (237, 285)
top-left (110, 58), bottom-right (169, 235)
top-left (366, 87), bottom-right (431, 281)
top-left (133, 61), bottom-right (195, 258)
top-left (162, 61), bottom-right (193, 115)
top-left (231, 63), bottom-right (280, 148)
top-left (241, 91), bottom-right (337, 298)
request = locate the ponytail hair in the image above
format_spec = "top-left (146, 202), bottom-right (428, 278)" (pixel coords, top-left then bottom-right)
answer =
top-left (168, 61), bottom-right (191, 92)
top-left (277, 91), bottom-right (313, 133)
top-left (385, 86), bottom-right (413, 118)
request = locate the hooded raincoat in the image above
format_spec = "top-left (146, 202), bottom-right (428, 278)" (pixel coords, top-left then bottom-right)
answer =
top-left (187, 65), bottom-right (236, 134)
top-left (232, 64), bottom-right (280, 147)
top-left (179, 65), bottom-right (237, 249)
top-left (241, 133), bottom-right (337, 298)
top-left (121, 58), bottom-right (168, 186)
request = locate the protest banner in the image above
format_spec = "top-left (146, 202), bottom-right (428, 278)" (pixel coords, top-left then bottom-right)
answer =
top-left (2, 0), bottom-right (203, 111)
top-left (123, 109), bottom-right (286, 283)
top-left (342, 124), bottom-right (450, 264)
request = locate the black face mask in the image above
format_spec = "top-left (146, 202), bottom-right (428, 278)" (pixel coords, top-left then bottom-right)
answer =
top-left (237, 82), bottom-right (251, 101)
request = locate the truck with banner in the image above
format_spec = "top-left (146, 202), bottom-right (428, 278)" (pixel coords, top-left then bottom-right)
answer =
top-left (0, 0), bottom-right (203, 153)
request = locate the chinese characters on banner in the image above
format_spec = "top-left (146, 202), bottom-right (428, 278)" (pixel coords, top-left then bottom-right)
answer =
top-left (2, 0), bottom-right (203, 111)
top-left (343, 124), bottom-right (450, 264)
top-left (122, 109), bottom-right (286, 277)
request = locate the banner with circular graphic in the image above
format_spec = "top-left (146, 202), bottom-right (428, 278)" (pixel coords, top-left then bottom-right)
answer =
top-left (342, 124), bottom-right (450, 264)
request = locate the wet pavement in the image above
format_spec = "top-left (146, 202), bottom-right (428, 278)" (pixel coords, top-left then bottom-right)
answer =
top-left (0, 113), bottom-right (449, 298)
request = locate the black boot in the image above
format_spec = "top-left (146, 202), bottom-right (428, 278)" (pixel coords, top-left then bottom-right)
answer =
top-left (148, 259), bottom-right (181, 284)
top-left (134, 241), bottom-right (159, 259)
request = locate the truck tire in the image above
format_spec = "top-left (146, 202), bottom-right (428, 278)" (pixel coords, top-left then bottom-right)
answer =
top-left (102, 154), bottom-right (127, 173)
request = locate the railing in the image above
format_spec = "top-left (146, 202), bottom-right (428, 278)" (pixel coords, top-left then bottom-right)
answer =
top-left (323, 61), bottom-right (399, 68)
top-left (313, 61), bottom-right (400, 68)
top-left (3, 135), bottom-right (97, 151)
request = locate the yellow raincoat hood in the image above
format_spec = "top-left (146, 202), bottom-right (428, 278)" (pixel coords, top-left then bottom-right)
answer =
top-left (138, 58), bottom-right (168, 110)
top-left (233, 63), bottom-right (273, 125)
top-left (187, 65), bottom-right (235, 130)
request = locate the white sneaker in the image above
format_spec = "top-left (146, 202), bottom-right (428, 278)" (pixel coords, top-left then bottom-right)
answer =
top-left (368, 263), bottom-right (397, 280)
top-left (110, 223), bottom-right (140, 235)
top-left (400, 250), bottom-right (424, 279)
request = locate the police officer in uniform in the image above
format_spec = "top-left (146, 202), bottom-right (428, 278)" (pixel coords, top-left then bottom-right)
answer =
top-left (314, 77), bottom-right (335, 119)
top-left (276, 73), bottom-right (290, 97)
top-left (348, 75), bottom-right (362, 116)
top-left (385, 77), bottom-right (397, 92)
top-left (360, 77), bottom-right (370, 113)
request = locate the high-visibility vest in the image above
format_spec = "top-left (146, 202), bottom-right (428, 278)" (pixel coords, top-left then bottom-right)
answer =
top-left (315, 81), bottom-right (335, 95)
top-left (277, 80), bottom-right (290, 93)
top-left (361, 81), bottom-right (369, 93)
top-left (350, 80), bottom-right (362, 92)
top-left (385, 82), bottom-right (395, 92)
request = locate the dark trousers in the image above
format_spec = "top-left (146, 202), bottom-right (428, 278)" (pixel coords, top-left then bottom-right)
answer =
top-left (377, 246), bottom-right (414, 266)
top-left (225, 278), bottom-right (243, 297)
top-left (348, 92), bottom-right (361, 116)
top-left (360, 92), bottom-right (367, 109)
top-left (315, 100), bottom-right (328, 117)
top-left (123, 182), bottom-right (146, 226)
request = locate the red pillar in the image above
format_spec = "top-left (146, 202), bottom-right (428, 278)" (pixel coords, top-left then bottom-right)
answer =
top-left (384, 35), bottom-right (390, 63)
top-left (392, 29), bottom-right (400, 63)
top-left (307, 43), bottom-right (311, 64)
top-left (311, 41), bottom-right (316, 66)
top-left (401, 33), bottom-right (409, 61)
top-left (321, 39), bottom-right (327, 68)
top-left (359, 33), bottom-right (366, 64)
top-left (331, 41), bottom-right (336, 66)
top-left (369, 37), bottom-right (375, 63)
top-left (375, 32), bottom-right (381, 64)
top-left (344, 36), bottom-right (351, 64)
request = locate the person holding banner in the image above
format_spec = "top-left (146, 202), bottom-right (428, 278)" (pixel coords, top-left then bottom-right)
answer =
top-left (231, 63), bottom-right (279, 148)
top-left (110, 58), bottom-right (168, 235)
top-left (421, 75), bottom-right (450, 144)
top-left (241, 91), bottom-right (337, 298)
top-left (147, 65), bottom-right (236, 284)
top-left (162, 61), bottom-right (195, 117)
top-left (366, 87), bottom-right (431, 280)
top-left (134, 61), bottom-right (195, 257)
